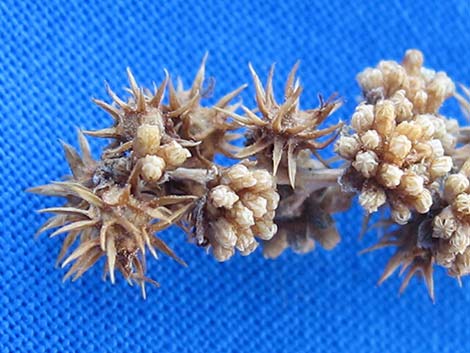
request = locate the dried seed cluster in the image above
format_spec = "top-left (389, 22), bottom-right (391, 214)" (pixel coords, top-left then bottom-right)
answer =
top-left (30, 49), bottom-right (470, 300)
top-left (31, 56), bottom-right (347, 296)
top-left (349, 51), bottom-right (470, 299)
top-left (192, 163), bottom-right (279, 261)
top-left (337, 50), bottom-right (460, 227)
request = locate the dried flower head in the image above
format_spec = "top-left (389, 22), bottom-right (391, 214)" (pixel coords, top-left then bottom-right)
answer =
top-left (187, 163), bottom-right (279, 261)
top-left (30, 135), bottom-right (192, 297)
top-left (357, 49), bottom-right (455, 114)
top-left (165, 55), bottom-right (248, 161)
top-left (219, 63), bottom-right (342, 188)
top-left (337, 90), bottom-right (454, 223)
top-left (337, 50), bottom-right (459, 224)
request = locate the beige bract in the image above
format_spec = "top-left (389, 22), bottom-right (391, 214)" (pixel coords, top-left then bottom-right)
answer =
top-left (189, 163), bottom-right (279, 261)
top-left (357, 49), bottom-right (455, 114)
top-left (219, 63), bottom-right (342, 188)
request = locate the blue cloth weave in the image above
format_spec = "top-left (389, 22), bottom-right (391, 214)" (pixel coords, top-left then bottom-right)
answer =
top-left (2, 1), bottom-right (470, 352)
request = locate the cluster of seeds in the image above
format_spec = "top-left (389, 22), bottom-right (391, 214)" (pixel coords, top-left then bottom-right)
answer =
top-left (337, 89), bottom-right (455, 224)
top-left (432, 160), bottom-right (470, 276)
top-left (194, 164), bottom-right (279, 261)
top-left (31, 56), bottom-right (347, 296)
top-left (30, 49), bottom-right (470, 300)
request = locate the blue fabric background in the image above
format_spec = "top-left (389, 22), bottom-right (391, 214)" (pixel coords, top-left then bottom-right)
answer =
top-left (2, 1), bottom-right (470, 352)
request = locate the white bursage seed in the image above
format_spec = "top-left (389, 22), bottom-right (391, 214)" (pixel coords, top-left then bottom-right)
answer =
top-left (390, 90), bottom-right (413, 122)
top-left (391, 204), bottom-right (411, 225)
top-left (414, 114), bottom-right (435, 138)
top-left (433, 207), bottom-right (456, 239)
top-left (454, 193), bottom-right (470, 215)
top-left (461, 160), bottom-right (470, 178)
top-left (413, 189), bottom-right (433, 213)
top-left (158, 141), bottom-right (191, 167)
top-left (254, 220), bottom-right (277, 240)
top-left (388, 135), bottom-right (412, 160)
top-left (212, 219), bottom-right (238, 248)
top-left (428, 139), bottom-right (444, 157)
top-left (359, 184), bottom-right (386, 213)
top-left (212, 244), bottom-right (235, 262)
top-left (336, 135), bottom-right (361, 159)
top-left (449, 226), bottom-right (470, 254)
top-left (134, 124), bottom-right (162, 157)
top-left (374, 100), bottom-right (396, 136)
top-left (210, 185), bottom-right (239, 209)
top-left (236, 233), bottom-right (258, 255)
top-left (360, 130), bottom-right (381, 150)
top-left (378, 163), bottom-right (403, 188)
top-left (357, 68), bottom-right (384, 92)
top-left (222, 164), bottom-right (257, 190)
top-left (352, 151), bottom-right (379, 178)
top-left (351, 104), bottom-right (375, 132)
top-left (263, 190), bottom-right (280, 211)
top-left (403, 49), bottom-right (423, 74)
top-left (394, 121), bottom-right (422, 142)
top-left (444, 174), bottom-right (470, 203)
top-left (430, 156), bottom-right (453, 178)
top-left (140, 155), bottom-right (166, 182)
top-left (445, 118), bottom-right (460, 137)
top-left (251, 169), bottom-right (274, 191)
top-left (242, 193), bottom-right (268, 218)
top-left (231, 201), bottom-right (255, 228)
top-left (400, 173), bottom-right (424, 196)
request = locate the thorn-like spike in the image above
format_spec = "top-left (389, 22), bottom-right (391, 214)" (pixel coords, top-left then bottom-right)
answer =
top-left (77, 130), bottom-right (93, 164)
top-left (92, 98), bottom-right (120, 121)
top-left (265, 63), bottom-right (276, 105)
top-left (190, 52), bottom-right (208, 97)
top-left (287, 142), bottom-right (297, 188)
top-left (62, 238), bottom-right (100, 268)
top-left (149, 69), bottom-right (169, 107)
top-left (272, 137), bottom-right (284, 176)
top-left (378, 252), bottom-right (403, 285)
top-left (399, 264), bottom-right (421, 295)
top-left (60, 140), bottom-right (84, 176)
top-left (38, 207), bottom-right (89, 217)
top-left (235, 139), bottom-right (272, 159)
top-left (215, 84), bottom-right (248, 108)
top-left (105, 83), bottom-right (129, 110)
top-left (126, 67), bottom-right (139, 96)
top-left (285, 61), bottom-right (300, 97)
top-left (248, 63), bottom-right (269, 116)
top-left (83, 127), bottom-right (119, 139)
top-left (50, 219), bottom-right (99, 238)
top-left (213, 107), bottom-right (256, 126)
top-left (167, 90), bottom-right (199, 118)
top-left (240, 106), bottom-right (268, 126)
top-left (106, 233), bottom-right (116, 284)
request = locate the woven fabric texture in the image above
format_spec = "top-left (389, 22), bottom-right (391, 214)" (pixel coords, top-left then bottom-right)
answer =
top-left (2, 0), bottom-right (470, 352)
